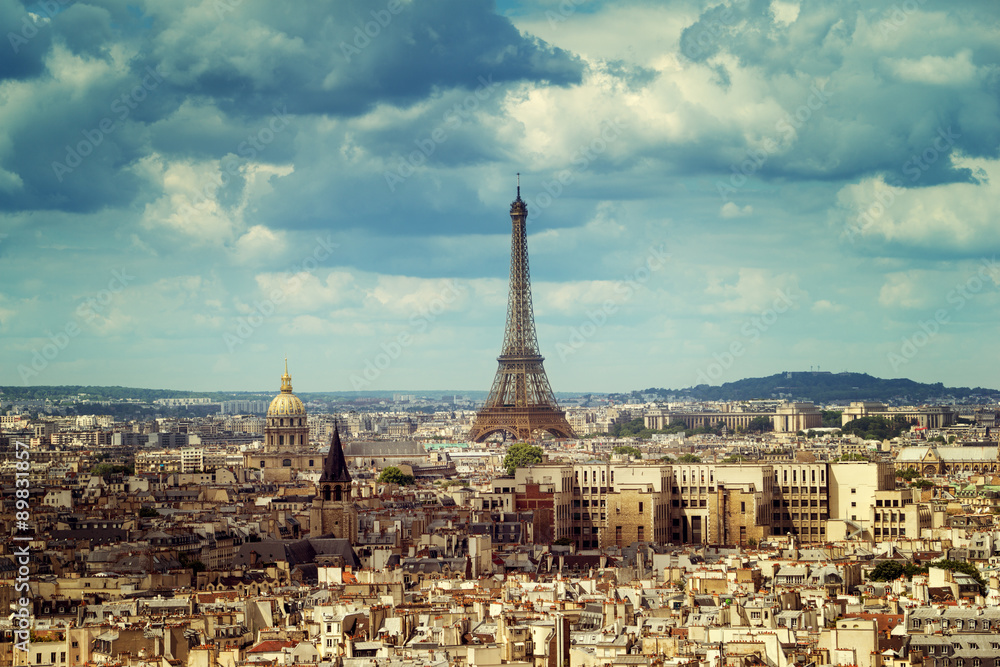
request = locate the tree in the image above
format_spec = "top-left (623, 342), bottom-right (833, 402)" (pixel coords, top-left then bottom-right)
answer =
top-left (611, 418), bottom-right (646, 437)
top-left (896, 468), bottom-right (920, 481)
top-left (178, 552), bottom-right (206, 574)
top-left (377, 466), bottom-right (415, 485)
top-left (676, 453), bottom-right (701, 463)
top-left (503, 443), bottom-right (543, 475)
top-left (868, 561), bottom-right (905, 581)
top-left (92, 463), bottom-right (134, 477)
top-left (613, 446), bottom-right (642, 459)
top-left (821, 410), bottom-right (843, 427)
top-left (746, 416), bottom-right (773, 433)
top-left (139, 507), bottom-right (159, 517)
top-left (869, 560), bottom-right (927, 582)
top-left (841, 415), bottom-right (910, 441)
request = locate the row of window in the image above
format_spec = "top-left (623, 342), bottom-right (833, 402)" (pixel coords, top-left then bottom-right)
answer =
top-left (775, 468), bottom-right (826, 483)
top-left (912, 618), bottom-right (999, 632)
top-left (773, 499), bottom-right (826, 507)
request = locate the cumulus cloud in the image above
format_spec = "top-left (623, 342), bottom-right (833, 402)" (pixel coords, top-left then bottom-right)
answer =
top-left (3, 0), bottom-right (1000, 390)
top-left (720, 202), bottom-right (753, 218)
top-left (835, 155), bottom-right (1000, 254)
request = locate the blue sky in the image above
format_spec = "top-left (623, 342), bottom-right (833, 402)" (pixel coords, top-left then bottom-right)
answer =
top-left (2, 0), bottom-right (1000, 393)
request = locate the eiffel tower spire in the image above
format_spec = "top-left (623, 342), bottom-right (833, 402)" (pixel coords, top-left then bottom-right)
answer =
top-left (468, 179), bottom-right (575, 442)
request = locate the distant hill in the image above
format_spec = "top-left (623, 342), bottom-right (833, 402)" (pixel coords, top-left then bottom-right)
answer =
top-left (628, 372), bottom-right (1000, 403)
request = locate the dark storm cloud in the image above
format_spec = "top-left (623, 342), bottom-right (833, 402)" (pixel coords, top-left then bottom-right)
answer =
top-left (138, 0), bottom-right (583, 117)
top-left (2, 0), bottom-right (53, 80)
top-left (677, 0), bottom-right (1000, 188)
top-left (0, 0), bottom-right (583, 215)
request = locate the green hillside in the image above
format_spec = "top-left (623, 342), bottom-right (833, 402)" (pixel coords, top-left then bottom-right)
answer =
top-left (630, 372), bottom-right (1000, 403)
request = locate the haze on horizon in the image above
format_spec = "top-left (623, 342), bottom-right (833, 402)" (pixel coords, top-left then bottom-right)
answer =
top-left (1, 0), bottom-right (999, 394)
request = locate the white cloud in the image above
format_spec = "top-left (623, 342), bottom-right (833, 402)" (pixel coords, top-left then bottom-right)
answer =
top-left (811, 299), bottom-right (846, 313)
top-left (770, 1), bottom-right (800, 27)
top-left (720, 202), bottom-right (753, 218)
top-left (836, 155), bottom-right (1000, 252)
top-left (701, 268), bottom-right (802, 315)
top-left (882, 50), bottom-right (978, 86)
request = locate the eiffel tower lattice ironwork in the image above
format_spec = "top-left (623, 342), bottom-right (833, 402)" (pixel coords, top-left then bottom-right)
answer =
top-left (468, 178), bottom-right (575, 442)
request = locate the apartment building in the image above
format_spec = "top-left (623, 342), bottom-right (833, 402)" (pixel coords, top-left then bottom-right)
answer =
top-left (508, 460), bottom-right (896, 549)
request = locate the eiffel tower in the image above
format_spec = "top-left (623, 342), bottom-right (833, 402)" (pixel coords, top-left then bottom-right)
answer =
top-left (468, 177), bottom-right (576, 442)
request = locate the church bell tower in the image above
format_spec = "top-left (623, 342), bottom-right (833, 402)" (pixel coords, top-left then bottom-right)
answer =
top-left (310, 424), bottom-right (357, 543)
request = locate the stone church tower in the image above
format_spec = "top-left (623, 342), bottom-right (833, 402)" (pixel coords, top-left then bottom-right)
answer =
top-left (310, 424), bottom-right (357, 543)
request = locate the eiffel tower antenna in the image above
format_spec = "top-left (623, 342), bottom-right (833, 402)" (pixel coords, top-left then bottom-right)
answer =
top-left (468, 178), bottom-right (575, 442)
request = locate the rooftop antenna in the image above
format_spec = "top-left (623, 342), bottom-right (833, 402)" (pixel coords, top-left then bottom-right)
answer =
top-left (517, 172), bottom-right (520, 199)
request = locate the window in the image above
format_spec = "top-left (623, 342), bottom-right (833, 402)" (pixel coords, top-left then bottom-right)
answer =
top-left (851, 488), bottom-right (856, 494)
top-left (741, 501), bottom-right (746, 512)
top-left (639, 502), bottom-right (644, 513)
top-left (638, 526), bottom-right (644, 541)
top-left (851, 501), bottom-right (856, 507)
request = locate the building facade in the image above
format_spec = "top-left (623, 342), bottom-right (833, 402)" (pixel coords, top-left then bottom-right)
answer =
top-left (644, 401), bottom-right (822, 433)
top-left (510, 460), bottom-right (896, 549)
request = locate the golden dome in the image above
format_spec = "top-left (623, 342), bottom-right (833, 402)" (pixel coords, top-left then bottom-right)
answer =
top-left (267, 359), bottom-right (307, 417)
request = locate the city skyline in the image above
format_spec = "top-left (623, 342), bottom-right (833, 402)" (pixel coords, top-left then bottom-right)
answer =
top-left (2, 1), bottom-right (999, 393)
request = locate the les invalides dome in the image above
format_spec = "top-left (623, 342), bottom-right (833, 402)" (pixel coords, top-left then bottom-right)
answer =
top-left (264, 360), bottom-right (309, 452)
